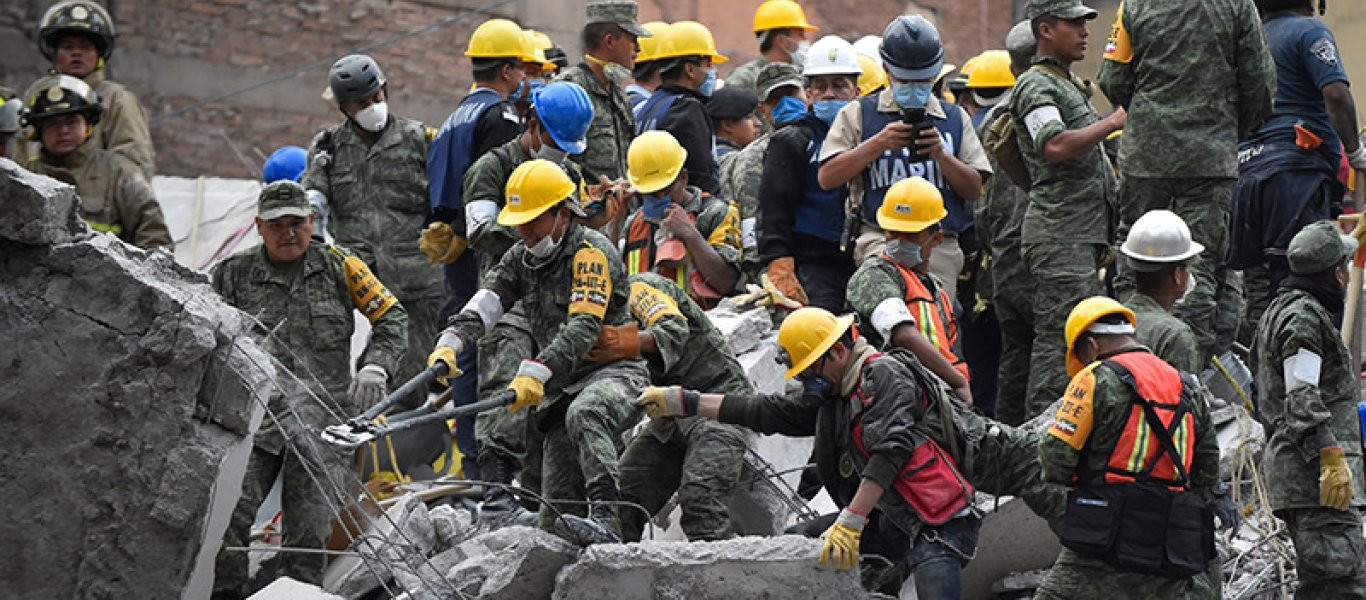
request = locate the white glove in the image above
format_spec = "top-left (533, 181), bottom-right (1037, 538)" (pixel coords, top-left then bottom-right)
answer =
top-left (348, 364), bottom-right (387, 409)
top-left (1349, 144), bottom-right (1366, 171)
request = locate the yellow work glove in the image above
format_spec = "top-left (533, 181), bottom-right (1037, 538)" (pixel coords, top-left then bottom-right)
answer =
top-left (426, 329), bottom-right (464, 385)
top-left (507, 360), bottom-right (552, 413)
top-left (1320, 446), bottom-right (1355, 510)
top-left (584, 323), bottom-right (641, 362)
top-left (819, 509), bottom-right (867, 570)
top-left (419, 222), bottom-right (468, 264)
top-left (635, 386), bottom-right (700, 419)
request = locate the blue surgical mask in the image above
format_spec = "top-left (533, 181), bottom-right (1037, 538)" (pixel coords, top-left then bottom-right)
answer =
top-left (885, 238), bottom-right (924, 269)
top-left (699, 68), bottom-right (718, 97)
top-left (812, 99), bottom-right (849, 125)
top-left (892, 81), bottom-right (933, 109)
top-left (641, 193), bottom-right (671, 221)
top-left (508, 78), bottom-right (528, 102)
top-left (527, 78), bottom-right (547, 102)
top-left (771, 95), bottom-right (808, 126)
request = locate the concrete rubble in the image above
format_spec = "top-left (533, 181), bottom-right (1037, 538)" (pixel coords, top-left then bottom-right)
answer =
top-left (0, 158), bottom-right (274, 598)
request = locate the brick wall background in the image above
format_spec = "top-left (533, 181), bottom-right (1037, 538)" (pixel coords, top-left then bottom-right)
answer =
top-left (6, 0), bottom-right (1359, 179)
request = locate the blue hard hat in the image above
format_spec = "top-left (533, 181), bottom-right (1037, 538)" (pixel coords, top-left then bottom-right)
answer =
top-left (531, 81), bottom-right (593, 154)
top-left (263, 145), bottom-right (308, 183)
top-left (880, 15), bottom-right (945, 81)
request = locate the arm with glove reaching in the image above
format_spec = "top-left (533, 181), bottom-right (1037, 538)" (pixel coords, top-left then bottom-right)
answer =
top-left (636, 385), bottom-right (821, 437)
top-left (820, 479), bottom-right (885, 570)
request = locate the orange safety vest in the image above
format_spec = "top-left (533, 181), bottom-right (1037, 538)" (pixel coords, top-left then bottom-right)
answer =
top-left (887, 256), bottom-right (970, 383)
top-left (1093, 351), bottom-right (1195, 489)
top-left (624, 211), bottom-right (722, 308)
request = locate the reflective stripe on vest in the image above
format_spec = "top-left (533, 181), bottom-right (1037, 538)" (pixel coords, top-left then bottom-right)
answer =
top-left (1099, 352), bottom-right (1194, 488)
top-left (624, 214), bottom-right (690, 292)
top-left (887, 256), bottom-right (970, 382)
top-left (87, 220), bottom-right (124, 235)
top-left (427, 88), bottom-right (505, 215)
top-left (857, 96), bottom-right (967, 230)
top-left (792, 118), bottom-right (848, 242)
top-left (634, 89), bottom-right (681, 136)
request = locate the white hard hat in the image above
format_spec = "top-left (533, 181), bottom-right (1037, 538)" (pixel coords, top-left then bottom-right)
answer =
top-left (1120, 209), bottom-right (1204, 270)
top-left (802, 35), bottom-right (861, 77)
top-left (853, 35), bottom-right (882, 64)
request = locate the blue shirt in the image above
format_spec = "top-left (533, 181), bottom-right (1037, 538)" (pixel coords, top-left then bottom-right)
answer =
top-left (1257, 12), bottom-right (1349, 164)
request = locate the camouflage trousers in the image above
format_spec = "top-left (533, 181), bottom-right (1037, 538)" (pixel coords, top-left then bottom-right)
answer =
top-left (991, 247), bottom-right (1035, 426)
top-left (1034, 547), bottom-right (1191, 599)
top-left (1236, 260), bottom-right (1287, 350)
top-left (1281, 507), bottom-right (1366, 598)
top-left (525, 362), bottom-right (649, 530)
top-left (966, 414), bottom-right (1066, 528)
top-left (474, 304), bottom-right (535, 468)
top-left (1023, 243), bottom-right (1105, 418)
top-left (1114, 177), bottom-right (1235, 363)
top-left (212, 445), bottom-right (352, 596)
top-left (618, 416), bottom-right (748, 542)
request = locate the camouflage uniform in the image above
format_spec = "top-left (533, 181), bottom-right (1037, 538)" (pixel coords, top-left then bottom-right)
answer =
top-left (302, 115), bottom-right (444, 398)
top-left (443, 223), bottom-right (649, 528)
top-left (1128, 292), bottom-right (1200, 374)
top-left (1008, 57), bottom-right (1116, 418)
top-left (845, 255), bottom-right (959, 354)
top-left (725, 57), bottom-right (770, 92)
top-left (975, 96), bottom-right (1033, 426)
top-left (616, 273), bottom-right (751, 541)
top-left (210, 243), bottom-right (408, 593)
top-left (1098, 0), bottom-right (1274, 362)
top-left (29, 142), bottom-right (171, 249)
top-left (717, 132), bottom-right (772, 280)
top-left (1037, 345), bottom-right (1220, 599)
top-left (557, 65), bottom-right (634, 182)
top-left (1252, 286), bottom-right (1366, 597)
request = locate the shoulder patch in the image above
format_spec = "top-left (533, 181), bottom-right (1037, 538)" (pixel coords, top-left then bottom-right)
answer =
top-left (329, 246), bottom-right (398, 323)
top-left (569, 245), bottom-right (612, 319)
top-left (1310, 36), bottom-right (1338, 67)
top-left (1048, 363), bottom-right (1098, 450)
top-left (628, 280), bottom-right (684, 326)
top-left (706, 201), bottom-right (744, 253)
top-left (1103, 2), bottom-right (1133, 64)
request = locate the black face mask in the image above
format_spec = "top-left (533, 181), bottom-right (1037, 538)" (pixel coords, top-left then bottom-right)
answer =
top-left (1282, 272), bottom-right (1346, 326)
top-left (798, 356), bottom-right (835, 398)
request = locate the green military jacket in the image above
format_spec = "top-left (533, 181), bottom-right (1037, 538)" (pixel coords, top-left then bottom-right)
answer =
top-left (211, 243), bottom-right (409, 453)
top-left (301, 115), bottom-right (443, 300)
top-left (625, 272), bottom-right (752, 439)
top-left (1096, 0), bottom-right (1274, 178)
top-left (1252, 288), bottom-right (1366, 510)
top-left (1128, 292), bottom-right (1201, 374)
top-left (31, 143), bottom-right (171, 250)
top-left (1008, 57), bottom-right (1117, 245)
top-left (845, 254), bottom-right (953, 350)
top-left (974, 95), bottom-right (1029, 271)
top-left (718, 132), bottom-right (772, 261)
top-left (449, 223), bottom-right (645, 398)
top-left (724, 57), bottom-right (769, 92)
top-left (463, 138), bottom-right (586, 275)
top-left (557, 64), bottom-right (634, 182)
top-left (1039, 345), bottom-right (1219, 495)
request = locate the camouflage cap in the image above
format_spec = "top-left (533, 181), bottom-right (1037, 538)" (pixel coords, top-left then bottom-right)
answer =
top-left (1025, 0), bottom-right (1098, 20)
top-left (756, 62), bottom-right (804, 102)
top-left (1287, 220), bottom-right (1357, 275)
top-left (585, 1), bottom-right (653, 38)
top-left (257, 180), bottom-right (312, 220)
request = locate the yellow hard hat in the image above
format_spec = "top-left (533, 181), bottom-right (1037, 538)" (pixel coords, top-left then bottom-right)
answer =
top-left (527, 29), bottom-right (554, 50)
top-left (778, 307), bottom-right (855, 379)
top-left (966, 50), bottom-right (1014, 89)
top-left (466, 19), bottom-right (533, 60)
top-left (1064, 296), bottom-right (1137, 377)
top-left (521, 30), bottom-right (557, 69)
top-left (857, 53), bottom-right (886, 96)
top-left (636, 21), bottom-right (671, 63)
top-left (628, 130), bottom-right (689, 193)
top-left (753, 0), bottom-right (818, 34)
top-left (499, 159), bottom-right (577, 226)
top-left (876, 177), bottom-right (946, 233)
top-left (654, 20), bottom-right (729, 64)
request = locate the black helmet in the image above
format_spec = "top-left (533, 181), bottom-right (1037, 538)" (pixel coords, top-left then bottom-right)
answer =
top-left (879, 15), bottom-right (945, 81)
top-left (328, 55), bottom-right (387, 104)
top-left (21, 74), bottom-right (103, 128)
top-left (37, 1), bottom-right (117, 61)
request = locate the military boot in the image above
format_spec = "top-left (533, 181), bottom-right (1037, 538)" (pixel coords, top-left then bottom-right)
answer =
top-left (555, 487), bottom-right (623, 545)
top-left (477, 454), bottom-right (538, 529)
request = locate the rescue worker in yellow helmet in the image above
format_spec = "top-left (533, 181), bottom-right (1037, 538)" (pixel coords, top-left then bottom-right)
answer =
top-left (622, 130), bottom-right (742, 306)
top-left (856, 54), bottom-right (888, 97)
top-left (727, 0), bottom-right (819, 92)
top-left (964, 49), bottom-right (1014, 129)
top-left (627, 21), bottom-right (671, 110)
top-left (846, 176), bottom-right (973, 405)
top-left (22, 74), bottom-right (170, 250)
top-left (635, 306), bottom-right (982, 598)
top-left (1036, 296), bottom-right (1220, 598)
top-left (635, 21), bottom-right (729, 194)
top-left (428, 159), bottom-right (649, 545)
top-left (27, 1), bottom-right (154, 179)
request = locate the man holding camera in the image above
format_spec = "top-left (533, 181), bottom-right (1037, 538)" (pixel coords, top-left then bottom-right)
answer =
top-left (817, 15), bottom-right (989, 287)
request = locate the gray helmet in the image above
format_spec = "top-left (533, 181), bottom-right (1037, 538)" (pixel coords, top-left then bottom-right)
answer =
top-left (328, 54), bottom-right (387, 104)
top-left (880, 15), bottom-right (945, 81)
top-left (1120, 210), bottom-right (1204, 271)
top-left (37, 1), bottom-right (117, 61)
top-left (0, 99), bottom-right (20, 134)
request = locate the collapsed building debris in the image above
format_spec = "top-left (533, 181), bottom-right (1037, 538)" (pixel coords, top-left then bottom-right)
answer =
top-left (0, 159), bottom-right (274, 598)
